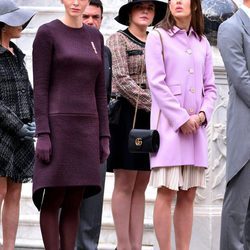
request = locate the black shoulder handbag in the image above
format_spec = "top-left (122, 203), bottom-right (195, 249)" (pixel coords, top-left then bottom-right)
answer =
top-left (128, 128), bottom-right (160, 153)
top-left (128, 30), bottom-right (164, 154)
top-left (128, 93), bottom-right (160, 153)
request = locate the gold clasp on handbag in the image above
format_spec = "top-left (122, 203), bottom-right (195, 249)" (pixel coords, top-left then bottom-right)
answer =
top-left (135, 138), bottom-right (143, 146)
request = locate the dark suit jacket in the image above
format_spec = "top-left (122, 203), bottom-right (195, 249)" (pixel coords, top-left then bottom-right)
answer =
top-left (104, 46), bottom-right (112, 103)
top-left (218, 9), bottom-right (250, 183)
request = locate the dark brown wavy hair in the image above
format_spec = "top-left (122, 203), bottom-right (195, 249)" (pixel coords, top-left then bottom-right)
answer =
top-left (156, 0), bottom-right (204, 40)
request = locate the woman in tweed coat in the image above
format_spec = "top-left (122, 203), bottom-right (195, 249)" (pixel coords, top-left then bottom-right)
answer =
top-left (106, 1), bottom-right (167, 249)
top-left (0, 1), bottom-right (36, 249)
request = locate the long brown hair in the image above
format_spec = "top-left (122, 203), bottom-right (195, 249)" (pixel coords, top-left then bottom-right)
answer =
top-left (156, 0), bottom-right (204, 40)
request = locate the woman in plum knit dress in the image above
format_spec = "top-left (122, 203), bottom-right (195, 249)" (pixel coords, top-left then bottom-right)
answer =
top-left (32, 0), bottom-right (110, 249)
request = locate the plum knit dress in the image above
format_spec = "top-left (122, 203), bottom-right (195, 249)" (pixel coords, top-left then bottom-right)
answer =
top-left (32, 19), bottom-right (109, 210)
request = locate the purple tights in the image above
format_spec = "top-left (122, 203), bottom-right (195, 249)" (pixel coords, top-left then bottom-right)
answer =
top-left (40, 186), bottom-right (84, 250)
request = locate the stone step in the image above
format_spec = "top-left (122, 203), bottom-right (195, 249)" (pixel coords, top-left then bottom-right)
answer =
top-left (17, 178), bottom-right (156, 247)
top-left (11, 176), bottom-right (156, 245)
top-left (12, 213), bottom-right (154, 246)
top-left (14, 202), bottom-right (223, 249)
top-left (15, 243), bottom-right (153, 250)
top-left (99, 217), bottom-right (154, 246)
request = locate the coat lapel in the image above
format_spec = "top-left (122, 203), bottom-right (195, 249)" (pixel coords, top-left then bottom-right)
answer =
top-left (237, 9), bottom-right (250, 36)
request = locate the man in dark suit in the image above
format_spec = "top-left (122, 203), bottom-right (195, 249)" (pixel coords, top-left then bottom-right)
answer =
top-left (218, 1), bottom-right (250, 249)
top-left (76, 1), bottom-right (112, 249)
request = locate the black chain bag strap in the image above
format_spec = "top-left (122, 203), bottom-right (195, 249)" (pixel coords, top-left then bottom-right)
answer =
top-left (128, 29), bottom-right (164, 153)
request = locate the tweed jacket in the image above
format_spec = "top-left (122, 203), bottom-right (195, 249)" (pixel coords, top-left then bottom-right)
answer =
top-left (106, 29), bottom-right (151, 111)
top-left (0, 42), bottom-right (34, 135)
top-left (218, 9), bottom-right (250, 183)
top-left (0, 42), bottom-right (34, 181)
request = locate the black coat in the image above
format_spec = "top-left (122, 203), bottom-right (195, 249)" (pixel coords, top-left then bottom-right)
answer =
top-left (104, 46), bottom-right (112, 103)
top-left (0, 42), bottom-right (34, 182)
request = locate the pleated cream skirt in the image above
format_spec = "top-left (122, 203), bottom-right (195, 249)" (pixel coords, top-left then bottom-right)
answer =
top-left (149, 166), bottom-right (206, 191)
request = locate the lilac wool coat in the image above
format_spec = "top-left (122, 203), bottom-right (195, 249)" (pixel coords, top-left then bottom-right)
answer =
top-left (145, 27), bottom-right (217, 169)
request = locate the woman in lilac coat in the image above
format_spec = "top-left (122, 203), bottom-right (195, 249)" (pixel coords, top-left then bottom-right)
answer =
top-left (32, 0), bottom-right (109, 249)
top-left (145, 0), bottom-right (217, 249)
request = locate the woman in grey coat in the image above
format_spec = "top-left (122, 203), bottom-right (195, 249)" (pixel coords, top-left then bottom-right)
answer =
top-left (0, 0), bottom-right (36, 249)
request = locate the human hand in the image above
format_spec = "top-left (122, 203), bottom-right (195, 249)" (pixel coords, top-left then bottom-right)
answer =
top-left (100, 137), bottom-right (110, 164)
top-left (180, 116), bottom-right (199, 135)
top-left (18, 123), bottom-right (36, 141)
top-left (193, 114), bottom-right (201, 126)
top-left (198, 112), bottom-right (206, 125)
top-left (35, 133), bottom-right (52, 163)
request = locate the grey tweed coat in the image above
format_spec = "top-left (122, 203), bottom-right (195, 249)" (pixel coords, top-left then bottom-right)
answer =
top-left (0, 42), bottom-right (34, 183)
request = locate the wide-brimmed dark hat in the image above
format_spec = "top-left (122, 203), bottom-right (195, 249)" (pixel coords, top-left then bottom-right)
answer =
top-left (115, 0), bottom-right (167, 26)
top-left (0, 0), bottom-right (36, 30)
